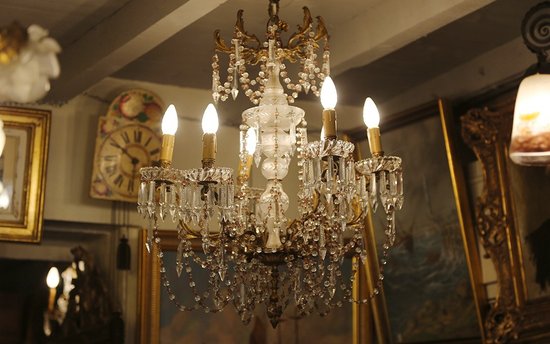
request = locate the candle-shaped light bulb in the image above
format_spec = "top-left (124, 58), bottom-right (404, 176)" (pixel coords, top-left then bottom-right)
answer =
top-left (46, 267), bottom-right (60, 288)
top-left (320, 76), bottom-right (337, 109)
top-left (202, 103), bottom-right (219, 134)
top-left (320, 126), bottom-right (325, 140)
top-left (46, 267), bottom-right (59, 312)
top-left (202, 103), bottom-right (218, 167)
top-left (160, 104), bottom-right (178, 166)
top-left (363, 97), bottom-right (383, 156)
top-left (245, 127), bottom-right (257, 155)
top-left (162, 104), bottom-right (178, 135)
top-left (320, 76), bottom-right (338, 140)
top-left (363, 97), bottom-right (380, 128)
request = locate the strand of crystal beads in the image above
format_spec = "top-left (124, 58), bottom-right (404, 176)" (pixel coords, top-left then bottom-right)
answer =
top-left (155, 231), bottom-right (233, 313)
top-left (296, 127), bottom-right (317, 215)
top-left (349, 210), bottom-right (396, 304)
top-left (212, 54), bottom-right (221, 103)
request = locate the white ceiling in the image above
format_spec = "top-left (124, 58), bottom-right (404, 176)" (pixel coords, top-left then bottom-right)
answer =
top-left (0, 0), bottom-right (540, 127)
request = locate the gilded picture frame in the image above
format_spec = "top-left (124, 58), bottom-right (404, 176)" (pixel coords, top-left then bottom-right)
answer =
top-left (0, 107), bottom-right (50, 243)
top-left (460, 90), bottom-right (550, 343)
top-left (137, 228), bottom-right (382, 344)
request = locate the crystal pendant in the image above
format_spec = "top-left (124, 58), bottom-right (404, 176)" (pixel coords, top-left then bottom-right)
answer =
top-left (176, 240), bottom-right (184, 277)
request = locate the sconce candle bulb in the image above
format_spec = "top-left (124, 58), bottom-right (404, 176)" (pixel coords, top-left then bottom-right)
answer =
top-left (46, 267), bottom-right (60, 312)
top-left (202, 103), bottom-right (219, 167)
top-left (320, 76), bottom-right (337, 140)
top-left (363, 97), bottom-right (383, 156)
top-left (160, 104), bottom-right (178, 166)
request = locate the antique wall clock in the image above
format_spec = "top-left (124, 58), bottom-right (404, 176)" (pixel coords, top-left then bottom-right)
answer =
top-left (90, 89), bottom-right (164, 202)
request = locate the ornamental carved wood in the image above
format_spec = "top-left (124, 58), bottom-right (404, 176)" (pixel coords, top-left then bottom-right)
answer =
top-left (461, 105), bottom-right (550, 343)
top-left (461, 108), bottom-right (521, 343)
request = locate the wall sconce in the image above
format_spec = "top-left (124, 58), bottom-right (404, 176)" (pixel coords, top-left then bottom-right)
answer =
top-left (510, 2), bottom-right (550, 166)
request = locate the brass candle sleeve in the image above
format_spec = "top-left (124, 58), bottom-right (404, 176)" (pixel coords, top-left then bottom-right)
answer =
top-left (48, 289), bottom-right (56, 312)
top-left (367, 127), bottom-right (383, 156)
top-left (322, 109), bottom-right (337, 139)
top-left (202, 133), bottom-right (217, 168)
top-left (160, 134), bottom-right (175, 167)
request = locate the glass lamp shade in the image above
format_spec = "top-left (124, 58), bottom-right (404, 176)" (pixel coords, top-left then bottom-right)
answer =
top-left (510, 73), bottom-right (550, 165)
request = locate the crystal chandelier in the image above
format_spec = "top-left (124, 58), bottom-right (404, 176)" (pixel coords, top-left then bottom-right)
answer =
top-left (138, 0), bottom-right (403, 327)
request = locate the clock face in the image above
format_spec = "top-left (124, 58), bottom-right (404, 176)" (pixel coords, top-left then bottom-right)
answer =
top-left (96, 123), bottom-right (161, 199)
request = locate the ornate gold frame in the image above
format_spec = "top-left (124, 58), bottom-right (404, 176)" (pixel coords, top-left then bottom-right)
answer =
top-left (137, 228), bottom-right (382, 343)
top-left (461, 98), bottom-right (550, 343)
top-left (0, 106), bottom-right (50, 243)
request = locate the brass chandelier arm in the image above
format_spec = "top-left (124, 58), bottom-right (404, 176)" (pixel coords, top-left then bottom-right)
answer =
top-left (236, 9), bottom-right (262, 47)
top-left (213, 30), bottom-right (231, 53)
top-left (287, 7), bottom-right (313, 48)
top-left (313, 16), bottom-right (329, 43)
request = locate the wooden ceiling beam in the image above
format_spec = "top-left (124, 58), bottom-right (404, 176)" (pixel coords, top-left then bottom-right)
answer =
top-left (47, 0), bottom-right (228, 102)
top-left (330, 0), bottom-right (495, 76)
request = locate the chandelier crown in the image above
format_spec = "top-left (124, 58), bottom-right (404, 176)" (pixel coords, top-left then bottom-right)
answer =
top-left (212, 0), bottom-right (330, 105)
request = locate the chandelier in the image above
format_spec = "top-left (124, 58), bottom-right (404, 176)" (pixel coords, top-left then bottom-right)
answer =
top-left (138, 0), bottom-right (403, 327)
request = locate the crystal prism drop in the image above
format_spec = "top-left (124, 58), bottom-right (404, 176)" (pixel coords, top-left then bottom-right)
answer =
top-left (169, 186), bottom-right (177, 222)
top-left (231, 87), bottom-right (239, 100)
top-left (138, 181), bottom-right (147, 206)
top-left (176, 240), bottom-right (185, 277)
top-left (329, 272), bottom-right (336, 298)
top-left (146, 220), bottom-right (153, 254)
top-left (159, 183), bottom-right (166, 220)
top-left (147, 181), bottom-right (156, 218)
top-left (254, 150), bottom-right (261, 168)
top-left (145, 239), bottom-right (151, 254)
top-left (218, 267), bottom-right (226, 281)
top-left (320, 247), bottom-right (327, 261)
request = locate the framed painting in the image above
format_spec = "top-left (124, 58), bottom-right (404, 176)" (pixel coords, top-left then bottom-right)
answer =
top-left (349, 100), bottom-right (482, 343)
top-left (137, 229), bottom-right (381, 344)
top-left (0, 107), bottom-right (50, 243)
top-left (460, 91), bottom-right (550, 343)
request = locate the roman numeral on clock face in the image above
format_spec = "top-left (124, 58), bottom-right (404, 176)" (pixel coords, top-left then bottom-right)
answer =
top-left (121, 131), bottom-right (130, 144)
top-left (133, 129), bottom-right (143, 143)
top-left (114, 174), bottom-right (124, 187)
top-left (144, 136), bottom-right (152, 147)
top-left (128, 176), bottom-right (135, 192)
